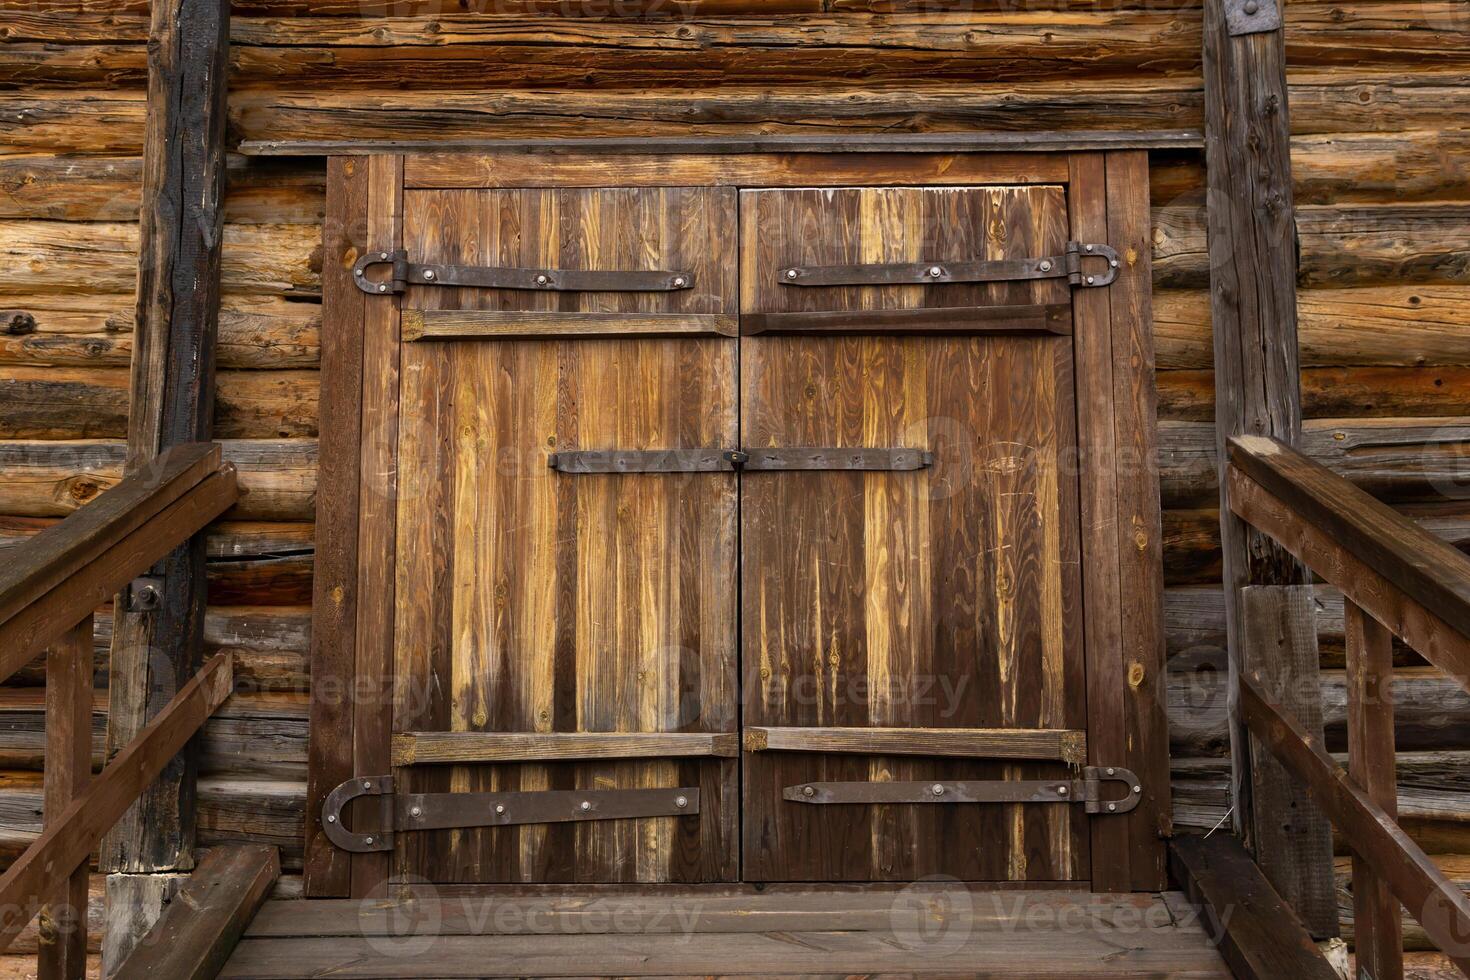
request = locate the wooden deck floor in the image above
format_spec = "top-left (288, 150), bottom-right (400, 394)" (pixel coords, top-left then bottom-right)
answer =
top-left (221, 886), bottom-right (1233, 978)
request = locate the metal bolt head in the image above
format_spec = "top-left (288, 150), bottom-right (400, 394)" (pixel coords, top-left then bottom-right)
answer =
top-left (363, 781), bottom-right (372, 790)
top-left (1086, 276), bottom-right (1095, 285)
top-left (1107, 803), bottom-right (1117, 812)
top-left (675, 795), bottom-right (688, 808)
top-left (378, 284), bottom-right (387, 293)
top-left (1057, 785), bottom-right (1070, 796)
top-left (326, 815), bottom-right (336, 823)
top-left (928, 266), bottom-right (943, 278)
top-left (1039, 260), bottom-right (1053, 273)
top-left (379, 252), bottom-right (388, 260)
top-left (495, 804), bottom-right (506, 814)
top-left (673, 276), bottom-right (687, 287)
top-left (580, 800), bottom-right (592, 811)
top-left (786, 269), bottom-right (798, 280)
top-left (802, 786), bottom-right (815, 797)
top-left (931, 783), bottom-right (944, 796)
top-left (536, 274), bottom-right (550, 286)
top-left (423, 269), bottom-right (435, 281)
top-left (1244, 0), bottom-right (1259, 12)
top-left (1133, 785), bottom-right (1142, 794)
top-left (1085, 244), bottom-right (1094, 252)
top-left (1110, 259), bottom-right (1119, 268)
top-left (364, 836), bottom-right (374, 845)
top-left (355, 268), bottom-right (364, 277)
top-left (410, 806), bottom-right (422, 817)
top-left (135, 583), bottom-right (161, 609)
top-left (1106, 767), bottom-right (1116, 776)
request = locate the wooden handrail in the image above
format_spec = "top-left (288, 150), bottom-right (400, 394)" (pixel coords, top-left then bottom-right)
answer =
top-left (1227, 434), bottom-right (1470, 977)
top-left (0, 442), bottom-right (238, 685)
top-left (0, 653), bottom-right (235, 955)
top-left (1228, 435), bottom-right (1470, 695)
top-left (0, 440), bottom-right (241, 976)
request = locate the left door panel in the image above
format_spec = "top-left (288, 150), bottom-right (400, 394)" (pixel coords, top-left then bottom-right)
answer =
top-left (389, 186), bottom-right (739, 883)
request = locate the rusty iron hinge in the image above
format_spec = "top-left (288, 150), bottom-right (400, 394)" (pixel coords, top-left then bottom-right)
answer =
top-left (1222, 0), bottom-right (1281, 35)
top-left (547, 447), bottom-right (933, 474)
top-left (353, 249), bottom-right (695, 296)
top-left (779, 242), bottom-right (1121, 289)
top-left (784, 766), bottom-right (1143, 814)
top-left (320, 776), bottom-right (700, 853)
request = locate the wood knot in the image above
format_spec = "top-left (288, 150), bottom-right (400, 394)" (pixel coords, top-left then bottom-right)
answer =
top-left (3, 310), bottom-right (36, 335)
top-left (1128, 662), bottom-right (1146, 688)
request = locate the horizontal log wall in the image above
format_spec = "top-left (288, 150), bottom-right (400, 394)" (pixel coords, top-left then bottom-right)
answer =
top-left (1, 0), bottom-right (1468, 941)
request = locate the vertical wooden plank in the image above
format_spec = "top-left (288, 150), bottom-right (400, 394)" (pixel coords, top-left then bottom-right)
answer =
top-left (1345, 600), bottom-right (1403, 980)
top-left (1104, 150), bottom-right (1170, 890)
top-left (103, 0), bottom-right (229, 966)
top-left (351, 154), bottom-right (404, 899)
top-left (1203, 0), bottom-right (1337, 933)
top-left (1240, 586), bottom-right (1338, 931)
top-left (39, 615), bottom-right (93, 980)
top-left (304, 156), bottom-right (370, 897)
top-left (1068, 152), bottom-right (1130, 893)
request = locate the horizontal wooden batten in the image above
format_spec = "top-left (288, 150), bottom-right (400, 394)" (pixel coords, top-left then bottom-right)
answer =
top-left (392, 731), bottom-right (741, 767)
top-left (743, 727), bottom-right (1088, 765)
top-left (404, 152), bottom-right (1070, 188)
top-left (402, 309), bottom-right (738, 341)
top-left (242, 130), bottom-right (1204, 157)
top-left (740, 304), bottom-right (1071, 336)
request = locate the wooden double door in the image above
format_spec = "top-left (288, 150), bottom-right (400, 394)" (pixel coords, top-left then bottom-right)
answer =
top-left (308, 151), bottom-right (1169, 895)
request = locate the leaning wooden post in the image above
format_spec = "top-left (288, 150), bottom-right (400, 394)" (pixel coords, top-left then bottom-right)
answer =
top-left (101, 0), bottom-right (230, 969)
top-left (1202, 0), bottom-right (1338, 938)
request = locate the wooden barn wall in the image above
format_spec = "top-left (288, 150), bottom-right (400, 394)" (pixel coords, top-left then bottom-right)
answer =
top-left (1, 0), bottom-right (1469, 937)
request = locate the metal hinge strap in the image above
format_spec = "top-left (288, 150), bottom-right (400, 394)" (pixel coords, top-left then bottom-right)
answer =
top-left (783, 766), bottom-right (1142, 814)
top-left (354, 249), bottom-right (695, 296)
top-left (321, 776), bottom-right (700, 854)
top-left (779, 242), bottom-right (1120, 289)
top-left (548, 447), bottom-right (933, 474)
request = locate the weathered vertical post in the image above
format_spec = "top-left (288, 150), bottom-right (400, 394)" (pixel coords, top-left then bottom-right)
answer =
top-left (102, 0), bottom-right (230, 969)
top-left (1202, 0), bottom-right (1338, 938)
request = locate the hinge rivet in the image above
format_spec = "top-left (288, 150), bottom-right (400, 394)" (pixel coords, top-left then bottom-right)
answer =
top-left (410, 806), bottom-right (422, 817)
top-left (423, 269), bottom-right (435, 281)
top-left (802, 786), bottom-right (815, 797)
top-left (1039, 260), bottom-right (1053, 272)
top-left (378, 284), bottom-right (387, 293)
top-left (673, 276), bottom-right (687, 288)
top-left (1133, 785), bottom-right (1142, 793)
top-left (1106, 767), bottom-right (1115, 776)
top-left (928, 266), bottom-right (943, 278)
top-left (1108, 803), bottom-right (1117, 812)
top-left (363, 781), bottom-right (372, 790)
top-left (326, 815), bottom-right (336, 823)
top-left (379, 252), bottom-right (388, 260)
top-left (1057, 785), bottom-right (1070, 796)
top-left (364, 836), bottom-right (374, 845)
top-left (580, 800), bottom-right (592, 811)
top-left (931, 783), bottom-right (944, 796)
top-left (355, 268), bottom-right (363, 277)
top-left (786, 269), bottom-right (798, 280)
top-left (675, 795), bottom-right (688, 808)
top-left (1110, 259), bottom-right (1120, 268)
top-left (1086, 276), bottom-right (1096, 285)
top-left (1244, 0), bottom-right (1259, 11)
top-left (1085, 244), bottom-right (1095, 252)
top-left (536, 274), bottom-right (550, 286)
top-left (495, 804), bottom-right (506, 814)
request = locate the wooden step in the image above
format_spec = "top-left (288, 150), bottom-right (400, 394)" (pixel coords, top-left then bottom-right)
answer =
top-left (222, 887), bottom-right (1231, 978)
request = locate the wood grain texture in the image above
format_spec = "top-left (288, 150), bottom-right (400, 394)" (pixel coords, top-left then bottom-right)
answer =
top-left (739, 185), bottom-right (1086, 882)
top-left (403, 310), bottom-right (737, 340)
top-left (38, 615), bottom-right (92, 980)
top-left (1344, 601), bottom-right (1403, 980)
top-left (303, 156), bottom-right (367, 898)
top-left (744, 727), bottom-right (1087, 764)
top-left (388, 184), bottom-right (739, 884)
top-left (393, 732), bottom-right (740, 766)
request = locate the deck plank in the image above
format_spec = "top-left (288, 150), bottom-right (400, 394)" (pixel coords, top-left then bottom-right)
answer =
top-left (225, 890), bottom-right (1230, 978)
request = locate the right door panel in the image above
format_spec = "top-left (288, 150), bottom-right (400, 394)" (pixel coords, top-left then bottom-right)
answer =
top-left (739, 186), bottom-right (1089, 882)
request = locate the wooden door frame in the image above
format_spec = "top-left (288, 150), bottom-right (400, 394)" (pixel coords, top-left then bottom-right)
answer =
top-left (305, 146), bottom-right (1168, 897)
